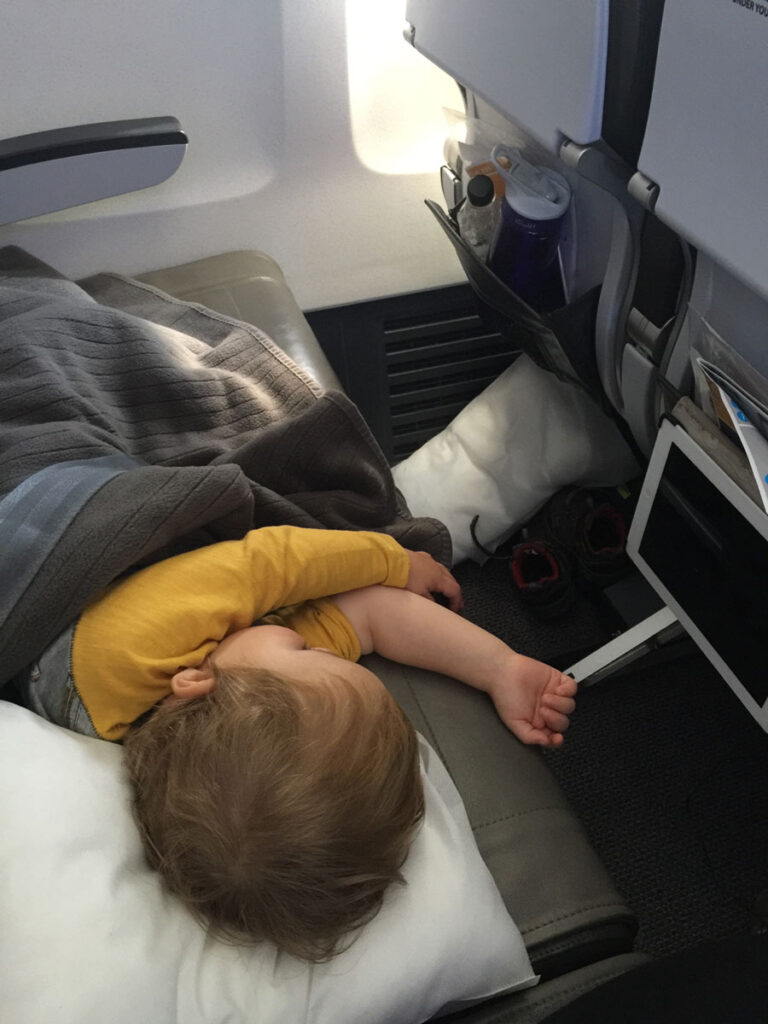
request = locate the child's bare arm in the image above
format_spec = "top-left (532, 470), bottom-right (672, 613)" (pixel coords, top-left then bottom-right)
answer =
top-left (332, 586), bottom-right (576, 747)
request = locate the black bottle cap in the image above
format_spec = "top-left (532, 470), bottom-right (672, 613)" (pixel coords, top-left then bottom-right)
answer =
top-left (466, 174), bottom-right (495, 207)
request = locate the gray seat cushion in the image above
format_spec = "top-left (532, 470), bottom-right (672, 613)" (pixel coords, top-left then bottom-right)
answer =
top-left (365, 654), bottom-right (637, 978)
top-left (136, 250), bottom-right (640, 1018)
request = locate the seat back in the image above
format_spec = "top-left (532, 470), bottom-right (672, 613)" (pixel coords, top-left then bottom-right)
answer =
top-left (406, 0), bottom-right (673, 454)
top-left (631, 0), bottom-right (768, 420)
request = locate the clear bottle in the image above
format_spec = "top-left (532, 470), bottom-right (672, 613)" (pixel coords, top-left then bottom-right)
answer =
top-left (456, 174), bottom-right (498, 263)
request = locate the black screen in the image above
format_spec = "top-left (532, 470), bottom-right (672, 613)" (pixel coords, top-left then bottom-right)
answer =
top-left (639, 445), bottom-right (768, 706)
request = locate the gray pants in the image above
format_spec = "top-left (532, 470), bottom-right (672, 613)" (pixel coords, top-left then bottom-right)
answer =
top-left (13, 621), bottom-right (99, 738)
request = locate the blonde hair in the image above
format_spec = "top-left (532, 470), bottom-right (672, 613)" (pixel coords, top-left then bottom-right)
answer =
top-left (122, 665), bottom-right (424, 961)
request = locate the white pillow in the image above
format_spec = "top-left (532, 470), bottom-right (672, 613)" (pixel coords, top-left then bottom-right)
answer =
top-left (393, 354), bottom-right (639, 565)
top-left (0, 701), bottom-right (537, 1024)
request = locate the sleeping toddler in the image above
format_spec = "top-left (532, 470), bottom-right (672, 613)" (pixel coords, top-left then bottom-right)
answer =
top-left (16, 525), bottom-right (576, 960)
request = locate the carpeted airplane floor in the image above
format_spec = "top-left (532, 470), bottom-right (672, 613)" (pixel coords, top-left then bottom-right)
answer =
top-left (452, 551), bottom-right (768, 959)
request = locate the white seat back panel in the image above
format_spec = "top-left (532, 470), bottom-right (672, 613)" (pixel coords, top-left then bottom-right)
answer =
top-left (638, 0), bottom-right (768, 300)
top-left (405, 0), bottom-right (608, 153)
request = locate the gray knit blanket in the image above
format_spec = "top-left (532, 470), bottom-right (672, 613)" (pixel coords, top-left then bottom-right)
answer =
top-left (0, 247), bottom-right (450, 687)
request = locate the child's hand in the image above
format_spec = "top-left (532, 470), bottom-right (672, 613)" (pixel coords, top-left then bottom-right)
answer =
top-left (488, 653), bottom-right (577, 748)
top-left (404, 551), bottom-right (463, 612)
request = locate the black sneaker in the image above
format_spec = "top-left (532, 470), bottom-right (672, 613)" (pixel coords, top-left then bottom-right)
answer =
top-left (509, 539), bottom-right (577, 619)
top-left (578, 502), bottom-right (630, 587)
top-left (529, 486), bottom-right (633, 590)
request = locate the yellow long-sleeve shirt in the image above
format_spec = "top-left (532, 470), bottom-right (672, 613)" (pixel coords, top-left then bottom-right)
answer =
top-left (72, 526), bottom-right (409, 740)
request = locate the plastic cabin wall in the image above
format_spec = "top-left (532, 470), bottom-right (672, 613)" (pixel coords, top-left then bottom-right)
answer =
top-left (0, 0), bottom-right (464, 310)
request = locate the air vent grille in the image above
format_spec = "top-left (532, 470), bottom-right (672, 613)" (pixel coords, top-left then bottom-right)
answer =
top-left (304, 283), bottom-right (520, 463)
top-left (383, 306), bottom-right (518, 459)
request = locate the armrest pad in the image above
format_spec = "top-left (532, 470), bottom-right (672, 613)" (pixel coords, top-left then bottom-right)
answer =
top-left (137, 250), bottom-right (342, 392)
top-left (0, 118), bottom-right (187, 225)
top-left (365, 653), bottom-right (638, 978)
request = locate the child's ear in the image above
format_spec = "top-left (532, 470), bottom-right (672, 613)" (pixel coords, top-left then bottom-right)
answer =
top-left (170, 666), bottom-right (216, 698)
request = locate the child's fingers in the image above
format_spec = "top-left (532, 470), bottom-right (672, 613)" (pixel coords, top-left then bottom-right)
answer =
top-left (542, 692), bottom-right (576, 715)
top-left (405, 551), bottom-right (464, 612)
top-left (438, 574), bottom-right (464, 612)
top-left (540, 705), bottom-right (572, 734)
top-left (557, 674), bottom-right (578, 696)
top-left (511, 721), bottom-right (563, 747)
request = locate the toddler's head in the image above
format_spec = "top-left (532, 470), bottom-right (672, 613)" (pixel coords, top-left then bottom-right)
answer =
top-left (123, 655), bottom-right (424, 961)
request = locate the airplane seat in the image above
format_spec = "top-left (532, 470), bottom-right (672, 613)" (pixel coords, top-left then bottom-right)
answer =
top-left (0, 119), bottom-right (650, 1021)
top-left (406, 0), bottom-right (678, 458)
top-left (629, 0), bottom-right (768, 406)
top-left (599, 0), bottom-right (666, 169)
top-left (408, 2), bottom-right (768, 691)
top-left (563, 0), bottom-right (768, 703)
top-left (135, 249), bottom-right (343, 393)
top-left (140, 249), bottom-right (651, 1021)
top-left (399, 3), bottom-right (768, 1011)
top-left (23, 5), bottom-right (768, 1010)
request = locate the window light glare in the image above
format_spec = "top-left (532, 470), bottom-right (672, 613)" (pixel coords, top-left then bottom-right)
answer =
top-left (345, 0), bottom-right (461, 175)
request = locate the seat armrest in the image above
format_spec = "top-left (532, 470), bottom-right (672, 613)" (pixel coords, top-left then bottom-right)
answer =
top-left (137, 250), bottom-right (342, 392)
top-left (365, 654), bottom-right (638, 978)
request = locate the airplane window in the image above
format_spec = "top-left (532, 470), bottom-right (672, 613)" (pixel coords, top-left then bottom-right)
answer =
top-left (345, 0), bottom-right (462, 175)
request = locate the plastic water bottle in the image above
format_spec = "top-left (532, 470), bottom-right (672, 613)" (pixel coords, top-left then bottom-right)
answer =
top-left (488, 144), bottom-right (571, 312)
top-left (456, 174), bottom-right (498, 262)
